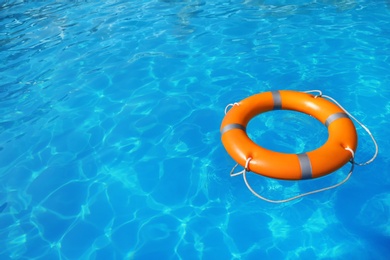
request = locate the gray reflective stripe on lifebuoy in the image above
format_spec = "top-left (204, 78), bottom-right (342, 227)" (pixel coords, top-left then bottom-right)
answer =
top-left (324, 112), bottom-right (349, 127)
top-left (297, 153), bottom-right (312, 179)
top-left (271, 90), bottom-right (282, 110)
top-left (220, 123), bottom-right (246, 135)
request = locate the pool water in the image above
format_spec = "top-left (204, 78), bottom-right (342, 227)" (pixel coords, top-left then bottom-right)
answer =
top-left (1, 0), bottom-right (389, 259)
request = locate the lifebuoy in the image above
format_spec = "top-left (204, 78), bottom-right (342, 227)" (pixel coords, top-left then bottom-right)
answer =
top-left (220, 90), bottom-right (358, 180)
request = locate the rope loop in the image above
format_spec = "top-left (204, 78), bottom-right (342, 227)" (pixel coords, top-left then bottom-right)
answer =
top-left (230, 157), bottom-right (252, 177)
top-left (244, 157), bottom-right (252, 171)
top-left (304, 89), bottom-right (323, 98)
top-left (344, 147), bottom-right (355, 163)
top-left (224, 102), bottom-right (239, 115)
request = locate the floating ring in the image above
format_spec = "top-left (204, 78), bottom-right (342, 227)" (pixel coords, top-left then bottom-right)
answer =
top-left (220, 90), bottom-right (358, 180)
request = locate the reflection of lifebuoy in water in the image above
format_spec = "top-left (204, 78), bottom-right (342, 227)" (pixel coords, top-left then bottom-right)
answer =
top-left (220, 90), bottom-right (357, 180)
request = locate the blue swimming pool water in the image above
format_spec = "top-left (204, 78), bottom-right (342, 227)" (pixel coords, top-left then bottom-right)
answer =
top-left (1, 0), bottom-right (389, 259)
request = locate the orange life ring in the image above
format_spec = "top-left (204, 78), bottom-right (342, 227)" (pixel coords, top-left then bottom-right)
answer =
top-left (220, 90), bottom-right (358, 180)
